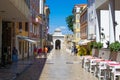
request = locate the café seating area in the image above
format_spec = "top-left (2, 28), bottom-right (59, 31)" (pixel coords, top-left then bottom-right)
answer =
top-left (82, 49), bottom-right (120, 80)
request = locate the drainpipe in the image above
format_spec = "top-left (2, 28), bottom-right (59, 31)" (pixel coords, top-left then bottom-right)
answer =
top-left (109, 0), bottom-right (115, 43)
top-left (0, 18), bottom-right (2, 63)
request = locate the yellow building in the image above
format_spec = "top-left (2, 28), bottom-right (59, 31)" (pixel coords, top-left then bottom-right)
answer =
top-left (72, 4), bottom-right (87, 44)
top-left (15, 22), bottom-right (30, 59)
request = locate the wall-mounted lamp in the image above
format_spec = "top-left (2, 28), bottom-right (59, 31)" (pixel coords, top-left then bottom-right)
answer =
top-left (114, 21), bottom-right (118, 26)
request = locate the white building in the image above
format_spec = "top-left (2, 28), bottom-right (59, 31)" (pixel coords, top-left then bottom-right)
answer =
top-left (87, 0), bottom-right (120, 48)
top-left (52, 28), bottom-right (64, 50)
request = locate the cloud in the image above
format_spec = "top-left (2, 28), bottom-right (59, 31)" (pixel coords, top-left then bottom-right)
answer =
top-left (59, 26), bottom-right (66, 30)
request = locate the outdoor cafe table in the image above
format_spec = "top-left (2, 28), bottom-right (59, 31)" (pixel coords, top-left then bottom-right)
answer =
top-left (88, 58), bottom-right (104, 73)
top-left (82, 56), bottom-right (94, 69)
top-left (94, 60), bottom-right (117, 78)
top-left (105, 62), bottom-right (120, 80)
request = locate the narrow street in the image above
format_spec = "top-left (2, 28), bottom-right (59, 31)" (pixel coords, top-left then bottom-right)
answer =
top-left (16, 49), bottom-right (98, 80)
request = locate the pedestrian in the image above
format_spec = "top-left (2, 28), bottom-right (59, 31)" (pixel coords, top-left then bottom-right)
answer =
top-left (33, 47), bottom-right (37, 58)
top-left (71, 46), bottom-right (74, 55)
top-left (12, 47), bottom-right (18, 63)
top-left (43, 46), bottom-right (48, 58)
top-left (7, 46), bottom-right (11, 64)
top-left (74, 46), bottom-right (78, 56)
top-left (1, 47), bottom-right (8, 67)
top-left (37, 47), bottom-right (42, 58)
top-left (11, 47), bottom-right (18, 75)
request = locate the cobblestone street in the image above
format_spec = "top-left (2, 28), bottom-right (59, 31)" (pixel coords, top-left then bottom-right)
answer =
top-left (16, 49), bottom-right (98, 80)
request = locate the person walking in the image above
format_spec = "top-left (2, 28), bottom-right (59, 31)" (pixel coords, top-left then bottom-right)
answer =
top-left (71, 46), bottom-right (74, 55)
top-left (37, 48), bottom-right (42, 58)
top-left (11, 47), bottom-right (18, 75)
top-left (33, 47), bottom-right (37, 58)
top-left (12, 47), bottom-right (18, 63)
top-left (74, 46), bottom-right (78, 56)
top-left (43, 46), bottom-right (48, 58)
top-left (1, 47), bottom-right (8, 67)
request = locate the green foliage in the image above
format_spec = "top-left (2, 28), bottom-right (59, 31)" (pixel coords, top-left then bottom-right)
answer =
top-left (66, 15), bottom-right (74, 32)
top-left (87, 42), bottom-right (94, 55)
top-left (88, 41), bottom-right (103, 50)
top-left (93, 42), bottom-right (103, 49)
top-left (109, 41), bottom-right (120, 52)
top-left (88, 42), bottom-right (94, 50)
top-left (77, 46), bottom-right (87, 56)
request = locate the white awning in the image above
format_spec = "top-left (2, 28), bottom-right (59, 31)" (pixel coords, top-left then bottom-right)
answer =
top-left (78, 39), bottom-right (91, 45)
top-left (17, 35), bottom-right (37, 43)
top-left (25, 39), bottom-right (37, 43)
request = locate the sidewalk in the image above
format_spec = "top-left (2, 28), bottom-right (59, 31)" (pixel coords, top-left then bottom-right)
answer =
top-left (0, 57), bottom-right (34, 80)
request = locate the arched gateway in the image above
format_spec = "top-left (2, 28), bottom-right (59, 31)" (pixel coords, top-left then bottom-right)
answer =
top-left (52, 28), bottom-right (64, 50)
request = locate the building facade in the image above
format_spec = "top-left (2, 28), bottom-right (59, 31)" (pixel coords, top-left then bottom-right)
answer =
top-left (0, 0), bottom-right (30, 63)
top-left (72, 4), bottom-right (87, 44)
top-left (0, 0), bottom-right (50, 64)
top-left (87, 0), bottom-right (120, 47)
top-left (52, 28), bottom-right (64, 50)
top-left (43, 5), bottom-right (50, 47)
top-left (80, 6), bottom-right (88, 40)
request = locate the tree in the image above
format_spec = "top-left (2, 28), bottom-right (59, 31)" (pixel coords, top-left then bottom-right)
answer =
top-left (66, 15), bottom-right (74, 32)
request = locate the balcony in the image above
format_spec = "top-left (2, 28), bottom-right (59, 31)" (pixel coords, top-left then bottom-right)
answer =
top-left (0, 0), bottom-right (30, 21)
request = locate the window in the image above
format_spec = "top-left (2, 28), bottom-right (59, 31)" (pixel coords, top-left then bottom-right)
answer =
top-left (76, 8), bottom-right (80, 13)
top-left (25, 22), bottom-right (28, 31)
top-left (19, 22), bottom-right (22, 29)
top-left (76, 23), bottom-right (80, 28)
top-left (76, 14), bottom-right (80, 21)
top-left (76, 33), bottom-right (80, 38)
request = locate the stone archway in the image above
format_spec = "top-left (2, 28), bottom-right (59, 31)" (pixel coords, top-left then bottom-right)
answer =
top-left (55, 40), bottom-right (61, 50)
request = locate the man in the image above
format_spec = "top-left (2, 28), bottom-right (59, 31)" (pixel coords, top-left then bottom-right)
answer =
top-left (43, 46), bottom-right (48, 58)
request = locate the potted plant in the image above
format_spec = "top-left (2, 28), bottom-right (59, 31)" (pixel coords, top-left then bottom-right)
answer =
top-left (109, 41), bottom-right (120, 61)
top-left (91, 42), bottom-right (103, 57)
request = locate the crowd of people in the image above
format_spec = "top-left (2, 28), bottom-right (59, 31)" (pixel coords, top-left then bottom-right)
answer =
top-left (33, 46), bottom-right (52, 58)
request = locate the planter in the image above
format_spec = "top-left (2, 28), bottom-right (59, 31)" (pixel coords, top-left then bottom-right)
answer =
top-left (116, 51), bottom-right (120, 61)
top-left (99, 48), bottom-right (110, 60)
top-left (109, 51), bottom-right (118, 61)
top-left (92, 48), bottom-right (99, 57)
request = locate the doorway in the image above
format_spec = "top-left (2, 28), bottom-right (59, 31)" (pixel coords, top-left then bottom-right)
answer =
top-left (55, 40), bottom-right (61, 50)
top-left (2, 21), bottom-right (12, 65)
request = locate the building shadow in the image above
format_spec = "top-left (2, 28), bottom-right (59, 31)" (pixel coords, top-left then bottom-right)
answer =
top-left (16, 58), bottom-right (47, 80)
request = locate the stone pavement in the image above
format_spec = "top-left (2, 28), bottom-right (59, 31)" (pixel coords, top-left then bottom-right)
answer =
top-left (40, 49), bottom-right (98, 80)
top-left (0, 49), bottom-right (99, 80)
top-left (0, 57), bottom-right (34, 80)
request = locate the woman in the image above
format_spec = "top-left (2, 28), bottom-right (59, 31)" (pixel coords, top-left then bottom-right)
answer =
top-left (12, 47), bottom-right (18, 62)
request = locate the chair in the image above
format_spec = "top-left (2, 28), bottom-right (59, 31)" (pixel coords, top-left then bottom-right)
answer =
top-left (111, 65), bottom-right (120, 80)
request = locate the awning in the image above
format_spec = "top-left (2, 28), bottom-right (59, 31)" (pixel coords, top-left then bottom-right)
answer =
top-left (78, 39), bottom-right (91, 45)
top-left (25, 39), bottom-right (37, 43)
top-left (17, 35), bottom-right (37, 43)
top-left (72, 40), bottom-right (79, 43)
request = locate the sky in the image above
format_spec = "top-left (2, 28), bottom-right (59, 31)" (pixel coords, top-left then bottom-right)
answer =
top-left (46, 0), bottom-right (87, 34)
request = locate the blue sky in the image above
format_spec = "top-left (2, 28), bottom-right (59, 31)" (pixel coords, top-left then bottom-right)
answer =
top-left (46, 0), bottom-right (87, 34)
